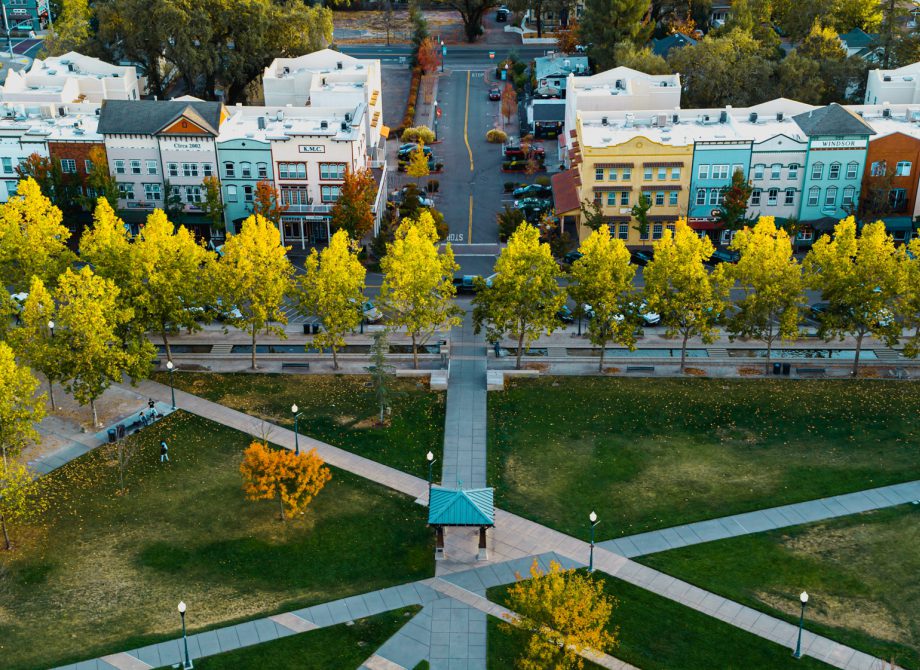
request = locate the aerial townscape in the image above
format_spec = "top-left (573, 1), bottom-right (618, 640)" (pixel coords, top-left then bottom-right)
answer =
top-left (2, 0), bottom-right (920, 669)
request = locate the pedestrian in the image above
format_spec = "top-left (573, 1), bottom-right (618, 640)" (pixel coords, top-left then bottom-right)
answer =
top-left (160, 441), bottom-right (169, 463)
top-left (140, 410), bottom-right (149, 427)
top-left (148, 398), bottom-right (155, 411)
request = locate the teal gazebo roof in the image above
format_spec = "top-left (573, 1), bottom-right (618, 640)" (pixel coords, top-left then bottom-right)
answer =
top-left (428, 486), bottom-right (494, 527)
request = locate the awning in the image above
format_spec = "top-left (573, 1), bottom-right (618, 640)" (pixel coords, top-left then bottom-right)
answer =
top-left (881, 216), bottom-right (915, 231)
top-left (643, 161), bottom-right (683, 168)
top-left (380, 125), bottom-right (390, 139)
top-left (593, 185), bottom-right (632, 192)
top-left (689, 220), bottom-right (723, 230)
top-left (428, 487), bottom-right (494, 527)
top-left (641, 185), bottom-right (682, 192)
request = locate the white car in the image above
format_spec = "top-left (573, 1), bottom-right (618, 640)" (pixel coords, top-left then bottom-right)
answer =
top-left (362, 301), bottom-right (383, 323)
top-left (9, 292), bottom-right (28, 312)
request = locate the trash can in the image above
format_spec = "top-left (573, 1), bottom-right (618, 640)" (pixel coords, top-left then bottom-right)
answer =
top-left (303, 323), bottom-right (311, 335)
top-left (107, 428), bottom-right (117, 443)
top-left (116, 424), bottom-right (126, 440)
top-left (312, 323), bottom-right (321, 334)
top-left (782, 363), bottom-right (791, 376)
top-left (773, 362), bottom-right (781, 375)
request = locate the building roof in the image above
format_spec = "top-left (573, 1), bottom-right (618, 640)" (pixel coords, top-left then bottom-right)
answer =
top-left (651, 33), bottom-right (697, 57)
top-left (97, 99), bottom-right (224, 136)
top-left (535, 54), bottom-right (590, 80)
top-left (552, 168), bottom-right (581, 215)
top-left (838, 28), bottom-right (878, 49)
top-left (533, 101), bottom-right (565, 122)
top-left (792, 103), bottom-right (876, 137)
top-left (428, 487), bottom-right (494, 526)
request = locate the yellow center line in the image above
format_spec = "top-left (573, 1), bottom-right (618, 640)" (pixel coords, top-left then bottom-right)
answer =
top-left (468, 194), bottom-right (473, 244)
top-left (464, 70), bottom-right (473, 171)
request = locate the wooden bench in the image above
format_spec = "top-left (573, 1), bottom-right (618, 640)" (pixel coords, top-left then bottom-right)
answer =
top-left (796, 367), bottom-right (826, 376)
top-left (626, 365), bottom-right (655, 373)
top-left (281, 362), bottom-right (311, 369)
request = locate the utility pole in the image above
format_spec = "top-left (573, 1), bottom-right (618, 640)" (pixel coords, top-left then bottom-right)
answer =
top-left (2, 4), bottom-right (12, 59)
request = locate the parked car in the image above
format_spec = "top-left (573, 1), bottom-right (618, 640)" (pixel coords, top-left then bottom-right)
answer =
top-left (513, 197), bottom-right (551, 210)
top-left (503, 144), bottom-right (546, 160)
top-left (453, 275), bottom-right (484, 293)
top-left (809, 302), bottom-right (829, 319)
top-left (563, 250), bottom-right (583, 265)
top-left (556, 305), bottom-right (575, 324)
top-left (705, 249), bottom-right (741, 266)
top-left (397, 143), bottom-right (432, 159)
top-left (496, 6), bottom-right (510, 21)
top-left (512, 183), bottom-right (552, 199)
top-left (395, 186), bottom-right (434, 207)
top-left (361, 300), bottom-right (383, 323)
top-left (488, 86), bottom-right (501, 101)
top-left (630, 250), bottom-right (654, 266)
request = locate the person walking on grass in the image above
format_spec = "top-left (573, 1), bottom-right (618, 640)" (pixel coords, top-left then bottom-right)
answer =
top-left (160, 441), bottom-right (169, 463)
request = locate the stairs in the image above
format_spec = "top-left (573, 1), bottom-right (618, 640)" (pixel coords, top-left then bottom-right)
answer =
top-left (708, 347), bottom-right (730, 358)
top-left (210, 343), bottom-right (233, 355)
top-left (874, 348), bottom-right (903, 362)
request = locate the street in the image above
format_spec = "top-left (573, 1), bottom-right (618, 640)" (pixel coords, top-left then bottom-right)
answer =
top-left (340, 44), bottom-right (550, 66)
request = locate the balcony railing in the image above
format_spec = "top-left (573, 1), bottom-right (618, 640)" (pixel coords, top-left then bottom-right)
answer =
top-left (281, 203), bottom-right (334, 214)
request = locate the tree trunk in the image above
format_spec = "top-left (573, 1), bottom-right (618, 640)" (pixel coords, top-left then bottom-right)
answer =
top-left (118, 442), bottom-right (125, 493)
top-left (412, 333), bottom-right (419, 370)
top-left (162, 331), bottom-right (172, 364)
top-left (516, 332), bottom-right (525, 370)
top-left (332, 345), bottom-right (339, 370)
top-left (91, 398), bottom-right (98, 427)
top-left (251, 327), bottom-right (258, 370)
top-left (598, 340), bottom-right (605, 373)
top-left (765, 322), bottom-right (774, 375)
top-left (0, 512), bottom-right (10, 550)
top-left (853, 331), bottom-right (864, 377)
top-left (461, 8), bottom-right (484, 42)
top-left (535, 8), bottom-right (542, 38)
top-left (278, 495), bottom-right (285, 522)
top-left (680, 332), bottom-right (689, 373)
top-left (46, 375), bottom-right (55, 411)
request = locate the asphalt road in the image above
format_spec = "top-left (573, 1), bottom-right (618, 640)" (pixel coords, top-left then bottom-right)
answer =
top-left (340, 44), bottom-right (551, 66)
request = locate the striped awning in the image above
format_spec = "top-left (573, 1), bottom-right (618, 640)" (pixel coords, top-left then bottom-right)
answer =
top-left (593, 185), bottom-right (632, 192)
top-left (594, 162), bottom-right (634, 168)
top-left (643, 161), bottom-right (683, 168)
top-left (641, 184), bottom-right (682, 191)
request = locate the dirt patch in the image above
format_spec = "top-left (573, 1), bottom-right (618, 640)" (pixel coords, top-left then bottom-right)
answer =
top-left (335, 415), bottom-right (357, 426)
top-left (352, 416), bottom-right (386, 430)
top-left (523, 363), bottom-right (549, 372)
top-left (737, 366), bottom-right (764, 376)
top-left (683, 367), bottom-right (707, 376)
top-left (603, 367), bottom-right (621, 374)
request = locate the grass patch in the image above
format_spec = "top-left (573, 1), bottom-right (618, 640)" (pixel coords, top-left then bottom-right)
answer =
top-left (489, 377), bottom-right (920, 538)
top-left (154, 372), bottom-right (444, 476)
top-left (186, 606), bottom-right (420, 669)
top-left (487, 572), bottom-right (832, 669)
top-left (639, 505), bottom-right (920, 668)
top-left (0, 412), bottom-right (433, 670)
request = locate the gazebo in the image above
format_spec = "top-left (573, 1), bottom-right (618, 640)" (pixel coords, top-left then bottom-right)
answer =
top-left (427, 486), bottom-right (495, 561)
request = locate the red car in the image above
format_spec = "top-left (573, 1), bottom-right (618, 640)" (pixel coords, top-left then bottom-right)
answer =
top-left (488, 86), bottom-right (501, 101)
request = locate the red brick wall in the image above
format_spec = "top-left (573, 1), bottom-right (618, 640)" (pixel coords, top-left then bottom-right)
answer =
top-left (862, 132), bottom-right (920, 215)
top-left (47, 140), bottom-right (106, 188)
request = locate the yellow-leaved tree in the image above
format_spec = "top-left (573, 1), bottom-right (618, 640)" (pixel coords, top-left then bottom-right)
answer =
top-left (406, 141), bottom-right (430, 185)
top-left (296, 229), bottom-right (366, 370)
top-left (0, 177), bottom-right (74, 291)
top-left (380, 210), bottom-right (461, 368)
top-left (0, 459), bottom-right (45, 551)
top-left (472, 223), bottom-right (565, 370)
top-left (0, 341), bottom-right (45, 466)
top-left (568, 226), bottom-right (637, 372)
top-left (503, 559), bottom-right (618, 670)
top-left (239, 441), bottom-right (332, 521)
top-left (726, 217), bottom-right (805, 373)
top-left (642, 221), bottom-right (729, 373)
top-left (13, 277), bottom-right (64, 410)
top-left (218, 214), bottom-right (295, 369)
top-left (79, 198), bottom-right (133, 288)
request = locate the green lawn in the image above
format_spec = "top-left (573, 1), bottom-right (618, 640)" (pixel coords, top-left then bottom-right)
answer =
top-left (489, 377), bottom-right (920, 539)
top-left (0, 412), bottom-right (433, 670)
top-left (155, 372), bottom-right (445, 476)
top-left (186, 606), bottom-right (420, 669)
top-left (487, 572), bottom-right (832, 669)
top-left (639, 505), bottom-right (920, 669)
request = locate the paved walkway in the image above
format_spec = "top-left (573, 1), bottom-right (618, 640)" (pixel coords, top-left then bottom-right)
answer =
top-left (600, 480), bottom-right (920, 557)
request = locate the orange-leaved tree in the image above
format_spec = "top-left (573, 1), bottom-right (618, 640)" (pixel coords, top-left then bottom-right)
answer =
top-left (252, 180), bottom-right (289, 227)
top-left (330, 167), bottom-right (377, 241)
top-left (239, 442), bottom-right (332, 521)
top-left (501, 83), bottom-right (517, 126)
top-left (417, 36), bottom-right (441, 74)
top-left (502, 559), bottom-right (618, 670)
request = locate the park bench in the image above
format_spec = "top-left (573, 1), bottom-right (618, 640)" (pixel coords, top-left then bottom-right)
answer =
top-left (626, 365), bottom-right (655, 373)
top-left (796, 367), bottom-right (826, 376)
top-left (281, 362), bottom-right (311, 370)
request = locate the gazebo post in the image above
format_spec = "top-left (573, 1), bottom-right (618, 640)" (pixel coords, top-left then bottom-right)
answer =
top-left (478, 526), bottom-right (488, 561)
top-left (435, 526), bottom-right (445, 560)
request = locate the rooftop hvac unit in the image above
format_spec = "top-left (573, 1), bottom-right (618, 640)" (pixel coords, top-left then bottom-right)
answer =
top-left (341, 121), bottom-right (348, 130)
top-left (276, 110), bottom-right (284, 121)
top-left (67, 63), bottom-right (75, 72)
top-left (345, 112), bottom-right (351, 122)
top-left (656, 114), bottom-right (669, 127)
top-left (320, 120), bottom-right (328, 130)
top-left (719, 110), bottom-right (728, 123)
top-left (601, 116), bottom-right (608, 126)
top-left (749, 112), bottom-right (758, 123)
top-left (336, 61), bottom-right (343, 70)
top-left (884, 75), bottom-right (892, 81)
top-left (883, 108), bottom-right (892, 118)
top-left (672, 113), bottom-right (680, 124)
top-left (282, 67), bottom-right (290, 75)
top-left (777, 112), bottom-right (784, 121)
top-left (58, 106), bottom-right (65, 117)
top-left (615, 80), bottom-right (625, 90)
top-left (257, 116), bottom-right (266, 130)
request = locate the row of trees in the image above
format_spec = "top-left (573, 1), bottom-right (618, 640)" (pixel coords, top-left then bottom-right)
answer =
top-left (474, 215), bottom-right (918, 376)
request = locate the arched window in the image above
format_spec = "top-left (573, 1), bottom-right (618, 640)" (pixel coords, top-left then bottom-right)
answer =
top-left (767, 188), bottom-right (779, 206)
top-left (828, 162), bottom-right (841, 179)
top-left (807, 186), bottom-right (820, 207)
top-left (824, 186), bottom-right (838, 208)
top-left (240, 162), bottom-right (252, 179)
top-left (784, 188), bottom-right (795, 206)
top-left (846, 162), bottom-right (859, 179)
top-left (226, 185), bottom-right (238, 202)
top-left (810, 162), bottom-right (824, 180)
top-left (842, 186), bottom-right (856, 207)
top-left (224, 161), bottom-right (235, 178)
top-left (696, 188), bottom-right (706, 205)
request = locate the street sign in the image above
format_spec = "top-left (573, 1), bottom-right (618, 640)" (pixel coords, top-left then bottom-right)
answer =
top-left (436, 107), bottom-right (442, 118)
top-left (441, 46), bottom-right (447, 55)
top-left (489, 51), bottom-right (495, 59)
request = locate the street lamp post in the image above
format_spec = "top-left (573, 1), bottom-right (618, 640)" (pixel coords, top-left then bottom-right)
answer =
top-left (46, 320), bottom-right (55, 409)
top-left (291, 404), bottom-right (304, 456)
top-left (588, 511), bottom-right (599, 573)
top-left (426, 450), bottom-right (436, 492)
top-left (2, 4), bottom-right (12, 59)
top-left (165, 360), bottom-right (176, 409)
top-left (433, 99), bottom-right (439, 141)
top-left (793, 591), bottom-right (808, 659)
top-left (178, 601), bottom-right (193, 669)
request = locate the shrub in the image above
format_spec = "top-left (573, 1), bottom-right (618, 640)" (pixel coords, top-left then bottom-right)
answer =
top-left (427, 179), bottom-right (439, 192)
top-left (402, 126), bottom-right (436, 144)
top-left (486, 128), bottom-right (508, 143)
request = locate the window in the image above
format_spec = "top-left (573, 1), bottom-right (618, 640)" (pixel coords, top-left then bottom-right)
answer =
top-left (608, 168), bottom-right (617, 181)
top-left (114, 159), bottom-right (126, 174)
top-left (696, 188), bottom-right (706, 206)
top-left (753, 164), bottom-right (765, 180)
top-left (652, 223), bottom-right (663, 240)
top-left (896, 161), bottom-right (912, 177)
top-left (226, 185), bottom-right (238, 202)
top-left (243, 185), bottom-right (253, 202)
top-left (168, 162), bottom-right (179, 177)
top-left (732, 164), bottom-right (743, 176)
top-left (281, 187), bottom-right (309, 205)
top-left (824, 186), bottom-right (838, 208)
top-left (708, 188), bottom-right (720, 206)
top-left (5, 180), bottom-right (17, 195)
top-left (807, 186), bottom-right (820, 207)
top-left (721, 229), bottom-right (737, 245)
top-left (617, 223), bottom-right (629, 240)
top-left (202, 163), bottom-right (214, 177)
top-left (595, 167), bottom-right (604, 181)
top-left (846, 162), bottom-right (859, 179)
top-left (751, 189), bottom-right (762, 206)
top-left (889, 188), bottom-right (907, 210)
top-left (669, 191), bottom-right (678, 206)
top-left (842, 185), bottom-right (855, 207)
top-left (622, 167), bottom-right (631, 180)
top-left (644, 167), bottom-right (653, 180)
top-left (279, 162), bottom-right (307, 179)
top-left (828, 162), bottom-right (841, 180)
top-left (240, 162), bottom-right (252, 179)
top-left (712, 164), bottom-right (729, 180)
top-left (811, 162), bottom-right (824, 180)
top-left (797, 230), bottom-right (813, 242)
top-left (870, 160), bottom-right (887, 176)
top-left (655, 191), bottom-right (665, 206)
top-left (785, 188), bottom-right (795, 206)
top-left (85, 159), bottom-right (93, 173)
top-left (118, 182), bottom-right (135, 200)
top-left (320, 163), bottom-right (346, 180)
top-left (144, 160), bottom-right (157, 175)
top-left (60, 159), bottom-right (76, 174)
top-left (129, 159), bottom-right (141, 175)
top-left (788, 164), bottom-right (799, 179)
top-left (620, 191), bottom-right (629, 206)
top-left (144, 183), bottom-right (162, 201)
top-left (657, 167), bottom-right (667, 180)
top-left (770, 164), bottom-right (781, 180)
top-left (185, 185), bottom-right (203, 203)
top-left (257, 162), bottom-right (269, 179)
top-left (667, 223), bottom-right (676, 234)
top-left (607, 192), bottom-right (617, 206)
top-left (671, 167), bottom-right (680, 180)
top-left (767, 188), bottom-right (778, 206)
top-left (224, 161), bottom-right (235, 178)
top-left (321, 185), bottom-right (342, 202)
top-left (640, 225), bottom-right (649, 241)
top-left (1, 158), bottom-right (12, 174)
top-left (182, 162), bottom-right (199, 177)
